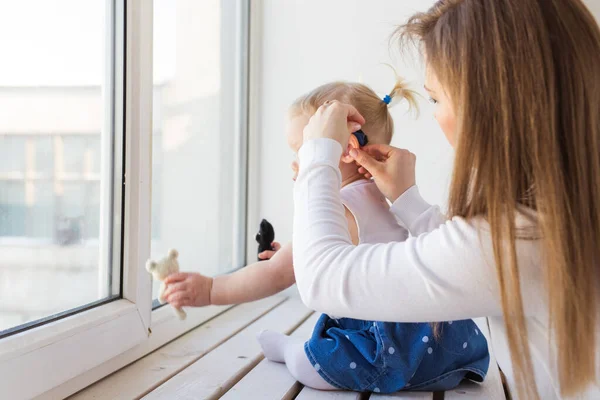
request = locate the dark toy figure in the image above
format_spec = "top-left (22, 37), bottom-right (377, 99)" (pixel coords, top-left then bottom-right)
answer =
top-left (255, 219), bottom-right (275, 260)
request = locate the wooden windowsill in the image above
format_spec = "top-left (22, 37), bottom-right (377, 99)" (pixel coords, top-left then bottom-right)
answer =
top-left (70, 289), bottom-right (506, 400)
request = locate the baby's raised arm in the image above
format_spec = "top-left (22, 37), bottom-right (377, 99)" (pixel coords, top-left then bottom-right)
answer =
top-left (163, 242), bottom-right (295, 308)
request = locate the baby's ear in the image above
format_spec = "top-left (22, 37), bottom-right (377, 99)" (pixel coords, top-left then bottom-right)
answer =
top-left (341, 134), bottom-right (360, 164)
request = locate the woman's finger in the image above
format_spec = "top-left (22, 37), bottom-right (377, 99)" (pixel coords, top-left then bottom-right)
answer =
top-left (361, 144), bottom-right (396, 160)
top-left (349, 148), bottom-right (382, 175)
top-left (347, 121), bottom-right (362, 133)
top-left (318, 100), bottom-right (365, 126)
top-left (358, 167), bottom-right (372, 179)
top-left (272, 242), bottom-right (282, 251)
top-left (335, 102), bottom-right (366, 126)
top-left (164, 273), bottom-right (188, 285)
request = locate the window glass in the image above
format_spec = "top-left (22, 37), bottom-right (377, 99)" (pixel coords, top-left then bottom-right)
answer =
top-left (151, 0), bottom-right (244, 301)
top-left (0, 0), bottom-right (121, 335)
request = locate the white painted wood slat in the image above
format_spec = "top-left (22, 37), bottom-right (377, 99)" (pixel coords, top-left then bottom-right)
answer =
top-left (221, 312), bottom-right (319, 399)
top-left (371, 391), bottom-right (434, 399)
top-left (142, 297), bottom-right (313, 400)
top-left (296, 388), bottom-right (366, 400)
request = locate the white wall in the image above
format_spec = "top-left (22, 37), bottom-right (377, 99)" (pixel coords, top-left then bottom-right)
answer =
top-left (256, 0), bottom-right (600, 244)
top-left (589, 0), bottom-right (600, 17)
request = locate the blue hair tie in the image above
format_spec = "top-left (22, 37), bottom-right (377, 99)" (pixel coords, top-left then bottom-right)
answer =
top-left (352, 129), bottom-right (369, 147)
top-left (382, 94), bottom-right (392, 105)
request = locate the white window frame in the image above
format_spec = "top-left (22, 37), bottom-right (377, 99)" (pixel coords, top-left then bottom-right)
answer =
top-left (0, 1), bottom-right (252, 399)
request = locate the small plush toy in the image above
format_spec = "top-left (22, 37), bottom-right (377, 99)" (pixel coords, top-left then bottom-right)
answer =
top-left (255, 219), bottom-right (275, 261)
top-left (145, 249), bottom-right (187, 320)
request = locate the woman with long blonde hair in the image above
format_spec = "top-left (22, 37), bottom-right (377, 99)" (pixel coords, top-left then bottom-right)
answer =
top-left (292, 0), bottom-right (600, 398)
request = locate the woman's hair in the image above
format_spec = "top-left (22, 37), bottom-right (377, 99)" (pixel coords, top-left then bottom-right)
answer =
top-left (396, 0), bottom-right (600, 398)
top-left (290, 78), bottom-right (418, 144)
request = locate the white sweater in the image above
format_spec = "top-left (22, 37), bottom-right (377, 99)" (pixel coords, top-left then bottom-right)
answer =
top-left (292, 138), bottom-right (600, 399)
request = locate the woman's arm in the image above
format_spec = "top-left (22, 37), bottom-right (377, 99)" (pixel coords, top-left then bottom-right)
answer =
top-left (164, 243), bottom-right (295, 307)
top-left (293, 139), bottom-right (506, 322)
top-left (390, 186), bottom-right (446, 235)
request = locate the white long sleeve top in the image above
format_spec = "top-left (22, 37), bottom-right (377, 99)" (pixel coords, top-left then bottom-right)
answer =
top-left (292, 138), bottom-right (600, 399)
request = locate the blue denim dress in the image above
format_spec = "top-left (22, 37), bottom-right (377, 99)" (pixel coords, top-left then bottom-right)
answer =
top-left (304, 315), bottom-right (490, 393)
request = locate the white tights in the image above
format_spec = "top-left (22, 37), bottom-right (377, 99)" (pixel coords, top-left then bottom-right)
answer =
top-left (257, 330), bottom-right (337, 390)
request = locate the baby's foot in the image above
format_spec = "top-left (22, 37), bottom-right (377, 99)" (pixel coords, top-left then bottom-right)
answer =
top-left (256, 330), bottom-right (289, 363)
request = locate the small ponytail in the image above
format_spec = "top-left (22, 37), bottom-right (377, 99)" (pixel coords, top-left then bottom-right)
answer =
top-left (382, 64), bottom-right (419, 116)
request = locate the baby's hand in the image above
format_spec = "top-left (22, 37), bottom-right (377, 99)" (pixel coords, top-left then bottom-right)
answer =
top-left (163, 272), bottom-right (213, 308)
top-left (258, 241), bottom-right (282, 260)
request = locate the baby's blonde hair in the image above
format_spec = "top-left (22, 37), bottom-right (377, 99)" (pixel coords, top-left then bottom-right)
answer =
top-left (290, 76), bottom-right (418, 144)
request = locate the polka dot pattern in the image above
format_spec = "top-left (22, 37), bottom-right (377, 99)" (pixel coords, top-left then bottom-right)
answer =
top-left (311, 318), bottom-right (487, 389)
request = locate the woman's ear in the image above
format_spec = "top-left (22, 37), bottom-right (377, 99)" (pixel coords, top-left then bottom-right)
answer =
top-left (341, 134), bottom-right (360, 164)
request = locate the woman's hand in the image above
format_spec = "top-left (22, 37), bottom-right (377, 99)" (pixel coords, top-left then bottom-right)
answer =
top-left (350, 144), bottom-right (416, 202)
top-left (163, 272), bottom-right (213, 308)
top-left (303, 100), bottom-right (365, 148)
